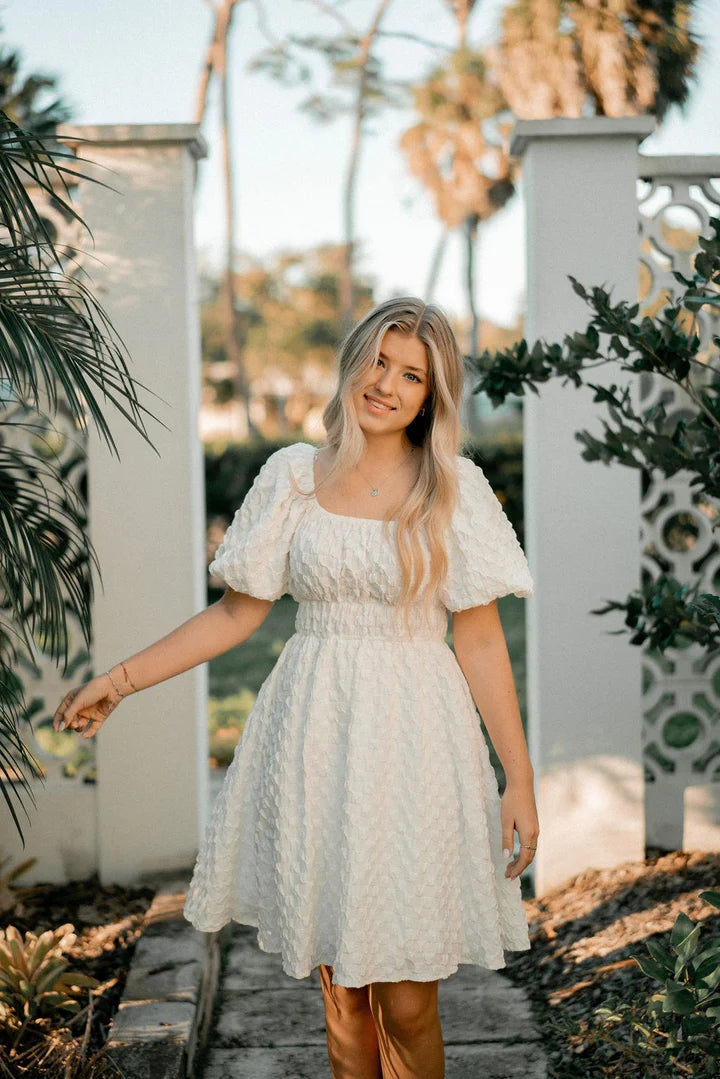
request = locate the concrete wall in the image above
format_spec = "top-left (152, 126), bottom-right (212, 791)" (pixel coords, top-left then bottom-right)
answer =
top-left (511, 118), bottom-right (654, 893)
top-left (1, 125), bottom-right (209, 884)
top-left (73, 125), bottom-right (209, 883)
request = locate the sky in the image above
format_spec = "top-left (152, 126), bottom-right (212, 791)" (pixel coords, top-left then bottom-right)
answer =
top-left (2, 0), bottom-right (719, 327)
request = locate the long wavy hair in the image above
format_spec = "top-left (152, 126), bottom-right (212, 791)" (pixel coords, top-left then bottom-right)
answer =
top-left (312, 297), bottom-right (465, 617)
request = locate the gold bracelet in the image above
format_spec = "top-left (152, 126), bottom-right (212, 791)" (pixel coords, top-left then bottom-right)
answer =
top-left (105, 669), bottom-right (126, 699)
top-left (120, 661), bottom-right (137, 692)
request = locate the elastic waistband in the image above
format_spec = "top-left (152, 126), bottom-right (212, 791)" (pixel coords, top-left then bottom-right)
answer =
top-left (294, 599), bottom-right (446, 640)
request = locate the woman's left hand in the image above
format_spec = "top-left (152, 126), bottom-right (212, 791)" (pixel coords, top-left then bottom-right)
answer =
top-left (500, 777), bottom-right (539, 880)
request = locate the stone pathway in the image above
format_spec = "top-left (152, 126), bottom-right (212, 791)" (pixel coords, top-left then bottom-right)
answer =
top-left (200, 923), bottom-right (548, 1079)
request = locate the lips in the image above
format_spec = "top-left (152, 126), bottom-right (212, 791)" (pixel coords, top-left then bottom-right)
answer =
top-left (365, 394), bottom-right (394, 412)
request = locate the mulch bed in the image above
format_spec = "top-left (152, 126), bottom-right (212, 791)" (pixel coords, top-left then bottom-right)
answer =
top-left (3, 853), bottom-right (720, 1076)
top-left (503, 850), bottom-right (720, 1078)
top-left (1, 876), bottom-right (154, 1067)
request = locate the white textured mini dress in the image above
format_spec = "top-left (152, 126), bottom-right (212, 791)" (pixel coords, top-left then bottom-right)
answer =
top-left (183, 441), bottom-right (534, 987)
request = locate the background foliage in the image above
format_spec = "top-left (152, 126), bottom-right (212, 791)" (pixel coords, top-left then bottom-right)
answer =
top-left (468, 215), bottom-right (720, 657)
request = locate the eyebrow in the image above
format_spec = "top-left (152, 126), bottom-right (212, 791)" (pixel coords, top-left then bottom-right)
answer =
top-left (378, 351), bottom-right (427, 374)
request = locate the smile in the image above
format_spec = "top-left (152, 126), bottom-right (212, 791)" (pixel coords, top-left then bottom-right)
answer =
top-left (364, 395), bottom-right (395, 413)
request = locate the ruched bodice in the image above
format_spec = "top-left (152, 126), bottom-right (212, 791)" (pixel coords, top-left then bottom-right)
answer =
top-left (183, 442), bottom-right (534, 986)
top-left (294, 598), bottom-right (447, 640)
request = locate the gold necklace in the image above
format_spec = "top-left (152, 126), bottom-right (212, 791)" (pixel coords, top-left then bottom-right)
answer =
top-left (355, 446), bottom-right (415, 497)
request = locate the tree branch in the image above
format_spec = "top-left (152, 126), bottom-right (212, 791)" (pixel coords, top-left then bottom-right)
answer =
top-left (302, 0), bottom-right (354, 35)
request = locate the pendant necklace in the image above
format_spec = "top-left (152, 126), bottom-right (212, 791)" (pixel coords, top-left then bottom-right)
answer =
top-left (356, 446), bottom-right (415, 497)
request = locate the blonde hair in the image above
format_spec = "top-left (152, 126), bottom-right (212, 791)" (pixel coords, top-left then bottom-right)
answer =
top-left (315, 297), bottom-right (464, 619)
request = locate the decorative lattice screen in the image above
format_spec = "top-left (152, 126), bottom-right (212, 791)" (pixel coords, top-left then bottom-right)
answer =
top-left (637, 161), bottom-right (720, 848)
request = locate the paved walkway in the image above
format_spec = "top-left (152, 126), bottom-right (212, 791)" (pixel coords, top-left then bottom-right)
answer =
top-left (200, 923), bottom-right (547, 1079)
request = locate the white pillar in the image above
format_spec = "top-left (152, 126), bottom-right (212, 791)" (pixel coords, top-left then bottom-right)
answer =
top-left (60, 124), bottom-right (209, 883)
top-left (511, 118), bottom-right (654, 894)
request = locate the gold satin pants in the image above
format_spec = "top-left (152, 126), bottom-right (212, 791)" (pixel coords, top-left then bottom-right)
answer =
top-left (318, 965), bottom-right (445, 1079)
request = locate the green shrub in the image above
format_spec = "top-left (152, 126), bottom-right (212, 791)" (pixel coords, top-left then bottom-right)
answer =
top-left (205, 438), bottom-right (298, 520)
top-left (208, 690), bottom-right (257, 766)
top-left (595, 888), bottom-right (720, 1073)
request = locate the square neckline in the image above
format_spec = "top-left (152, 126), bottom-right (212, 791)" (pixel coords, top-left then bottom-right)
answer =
top-left (309, 446), bottom-right (396, 525)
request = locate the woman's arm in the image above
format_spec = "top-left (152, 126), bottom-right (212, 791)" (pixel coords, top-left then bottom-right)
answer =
top-left (53, 589), bottom-right (273, 739)
top-left (452, 599), bottom-right (539, 880)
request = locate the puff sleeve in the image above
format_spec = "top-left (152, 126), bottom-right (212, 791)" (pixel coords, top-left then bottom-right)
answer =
top-left (441, 455), bottom-right (534, 612)
top-left (209, 446), bottom-right (306, 601)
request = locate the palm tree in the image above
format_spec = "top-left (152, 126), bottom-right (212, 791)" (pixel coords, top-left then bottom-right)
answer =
top-left (400, 46), bottom-right (514, 363)
top-left (488, 0), bottom-right (700, 120)
top-left (0, 34), bottom-right (71, 138)
top-left (0, 115), bottom-right (155, 839)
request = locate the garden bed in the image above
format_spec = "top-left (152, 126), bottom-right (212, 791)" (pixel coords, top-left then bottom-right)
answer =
top-left (0, 877), bottom-right (154, 1076)
top-left (5, 851), bottom-right (718, 1077)
top-left (504, 849), bottom-right (720, 1077)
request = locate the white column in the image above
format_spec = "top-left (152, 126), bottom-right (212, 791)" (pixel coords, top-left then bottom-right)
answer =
top-left (60, 124), bottom-right (209, 883)
top-left (511, 118), bottom-right (654, 893)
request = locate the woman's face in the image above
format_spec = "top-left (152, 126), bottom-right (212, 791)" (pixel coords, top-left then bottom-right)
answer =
top-left (353, 329), bottom-right (430, 437)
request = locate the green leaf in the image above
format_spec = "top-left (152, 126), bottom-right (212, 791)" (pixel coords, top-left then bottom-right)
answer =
top-left (699, 890), bottom-right (720, 910)
top-left (569, 275), bottom-right (588, 300)
top-left (634, 953), bottom-right (669, 983)
top-left (672, 918), bottom-right (702, 969)
top-left (682, 1014), bottom-right (713, 1035)
top-left (647, 939), bottom-right (675, 973)
top-left (698, 970), bottom-right (720, 996)
top-left (662, 980), bottom-right (696, 1015)
top-left (34, 959), bottom-right (68, 996)
top-left (693, 949), bottom-right (720, 983)
top-left (57, 971), bottom-right (98, 989)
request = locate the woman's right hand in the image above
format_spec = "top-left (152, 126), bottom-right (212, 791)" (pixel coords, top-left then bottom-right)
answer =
top-left (49, 592), bottom-right (275, 741)
top-left (53, 674), bottom-right (124, 739)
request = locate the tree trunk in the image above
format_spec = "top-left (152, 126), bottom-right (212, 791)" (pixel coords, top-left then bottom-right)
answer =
top-left (465, 214), bottom-right (480, 363)
top-left (195, 12), bottom-right (219, 125)
top-left (340, 0), bottom-right (393, 334)
top-left (197, 0), bottom-right (256, 437)
top-left (425, 227), bottom-right (448, 302)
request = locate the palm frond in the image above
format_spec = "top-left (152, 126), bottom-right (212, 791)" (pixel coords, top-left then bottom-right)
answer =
top-left (0, 111), bottom-right (164, 451)
top-left (0, 242), bottom-right (164, 454)
top-left (0, 436), bottom-right (94, 669)
top-left (0, 111), bottom-right (167, 844)
top-left (0, 114), bottom-right (108, 258)
top-left (0, 659), bottom-right (43, 846)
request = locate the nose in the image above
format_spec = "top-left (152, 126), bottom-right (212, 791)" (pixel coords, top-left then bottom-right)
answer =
top-left (373, 366), bottom-right (395, 395)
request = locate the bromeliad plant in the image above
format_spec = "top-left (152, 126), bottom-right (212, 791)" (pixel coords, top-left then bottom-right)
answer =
top-left (468, 215), bottom-right (720, 658)
top-left (0, 923), bottom-right (98, 1029)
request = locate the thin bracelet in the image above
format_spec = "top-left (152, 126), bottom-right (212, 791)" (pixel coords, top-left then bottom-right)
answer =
top-left (105, 669), bottom-right (126, 699)
top-left (120, 661), bottom-right (137, 692)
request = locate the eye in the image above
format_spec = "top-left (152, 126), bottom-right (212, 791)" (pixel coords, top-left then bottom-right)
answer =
top-left (375, 357), bottom-right (385, 367)
top-left (405, 372), bottom-right (420, 382)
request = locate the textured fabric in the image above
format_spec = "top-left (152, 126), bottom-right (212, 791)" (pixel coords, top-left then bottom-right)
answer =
top-left (184, 442), bottom-right (534, 986)
top-left (442, 455), bottom-right (533, 610)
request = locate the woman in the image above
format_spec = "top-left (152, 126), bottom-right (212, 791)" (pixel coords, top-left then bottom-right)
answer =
top-left (54, 297), bottom-right (539, 1079)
